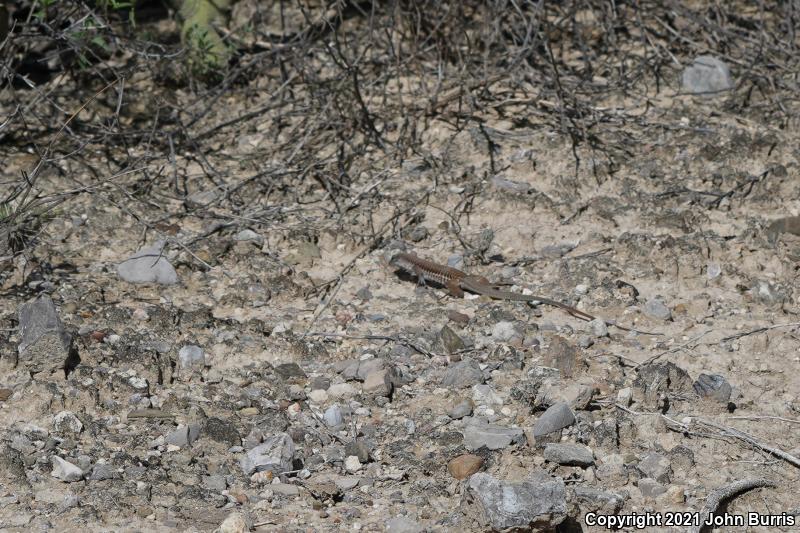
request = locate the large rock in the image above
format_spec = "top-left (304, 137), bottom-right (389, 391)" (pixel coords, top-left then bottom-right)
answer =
top-left (18, 295), bottom-right (77, 375)
top-left (463, 419), bottom-right (525, 451)
top-left (532, 402), bottom-right (575, 439)
top-left (465, 472), bottom-right (566, 530)
top-left (117, 240), bottom-right (178, 285)
top-left (681, 55), bottom-right (734, 94)
top-left (239, 432), bottom-right (294, 475)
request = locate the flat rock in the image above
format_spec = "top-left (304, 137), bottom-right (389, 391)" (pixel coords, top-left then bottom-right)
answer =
top-left (638, 477), bottom-right (667, 498)
top-left (117, 240), bottom-right (178, 285)
top-left (532, 402), bottom-right (576, 438)
top-left (644, 298), bottom-right (671, 321)
top-left (465, 472), bottom-right (566, 530)
top-left (682, 55), bottom-right (734, 94)
top-left (543, 443), bottom-right (594, 467)
top-left (442, 359), bottom-right (484, 389)
top-left (637, 452), bottom-right (672, 484)
top-left (463, 419), bottom-right (525, 451)
top-left (573, 487), bottom-right (626, 514)
top-left (385, 516), bottom-right (423, 533)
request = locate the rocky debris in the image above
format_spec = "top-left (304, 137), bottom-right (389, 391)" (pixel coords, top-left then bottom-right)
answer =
top-left (17, 295), bottom-right (77, 375)
top-left (632, 362), bottom-right (694, 411)
top-left (636, 452), bottom-right (672, 484)
top-left (682, 55), bottom-right (734, 94)
top-left (542, 336), bottom-right (585, 377)
top-left (462, 419), bottom-right (525, 451)
top-left (117, 240), bottom-right (178, 284)
top-left (465, 472), bottom-right (566, 531)
top-left (532, 402), bottom-right (576, 440)
top-left (638, 477), bottom-right (667, 498)
top-left (543, 443), bottom-right (594, 467)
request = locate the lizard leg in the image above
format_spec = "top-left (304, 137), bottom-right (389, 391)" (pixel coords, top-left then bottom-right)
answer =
top-left (447, 280), bottom-right (465, 298)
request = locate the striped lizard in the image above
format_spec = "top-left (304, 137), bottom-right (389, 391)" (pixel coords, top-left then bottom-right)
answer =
top-left (390, 252), bottom-right (658, 335)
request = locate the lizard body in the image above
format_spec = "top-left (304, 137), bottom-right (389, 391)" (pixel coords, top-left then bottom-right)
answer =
top-left (390, 252), bottom-right (658, 335)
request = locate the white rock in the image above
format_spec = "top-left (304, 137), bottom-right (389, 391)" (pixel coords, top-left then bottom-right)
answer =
top-left (344, 455), bottom-right (362, 473)
top-left (51, 456), bottom-right (83, 482)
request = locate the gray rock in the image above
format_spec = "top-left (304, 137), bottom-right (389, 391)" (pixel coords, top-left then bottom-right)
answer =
top-left (271, 483), bottom-right (301, 496)
top-left (385, 516), bottom-right (423, 533)
top-left (324, 404), bottom-right (344, 427)
top-left (438, 325), bottom-right (466, 354)
top-left (682, 55), bottom-right (734, 94)
top-left (52, 411), bottom-right (83, 435)
top-left (51, 456), bottom-right (83, 482)
top-left (543, 443), bottom-right (594, 467)
top-left (491, 321), bottom-right (519, 342)
top-left (442, 359), bottom-right (484, 388)
top-left (596, 454), bottom-right (629, 484)
top-left (532, 402), bottom-right (576, 438)
top-left (363, 368), bottom-right (395, 397)
top-left (165, 425), bottom-right (196, 447)
top-left (239, 432), bottom-right (294, 475)
top-left (117, 240), bottom-right (178, 285)
top-left (333, 476), bottom-right (360, 491)
top-left (751, 279), bottom-right (786, 305)
top-left (491, 175), bottom-right (532, 194)
top-left (573, 487), bottom-right (626, 514)
top-left (693, 373), bottom-right (732, 402)
top-left (466, 472), bottom-right (566, 530)
top-left (274, 362), bottom-right (307, 379)
top-left (18, 295), bottom-right (76, 375)
top-left (343, 358), bottom-right (384, 381)
top-left (638, 477), bottom-right (666, 498)
top-left (355, 286), bottom-right (372, 301)
top-left (202, 474), bottom-right (227, 491)
top-left (178, 345), bottom-right (205, 370)
top-left (590, 319), bottom-right (608, 338)
top-left (472, 384), bottom-right (502, 406)
top-left (463, 419), bottom-right (525, 451)
top-left (637, 452), bottom-right (672, 484)
top-left (644, 298), bottom-right (671, 321)
top-left (203, 417), bottom-right (239, 446)
top-left (234, 229), bottom-right (262, 242)
top-left (311, 376), bottom-right (330, 390)
top-left (88, 463), bottom-right (116, 481)
top-left (344, 439), bottom-right (371, 463)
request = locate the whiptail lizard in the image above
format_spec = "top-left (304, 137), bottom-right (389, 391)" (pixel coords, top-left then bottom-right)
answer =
top-left (390, 252), bottom-right (659, 335)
